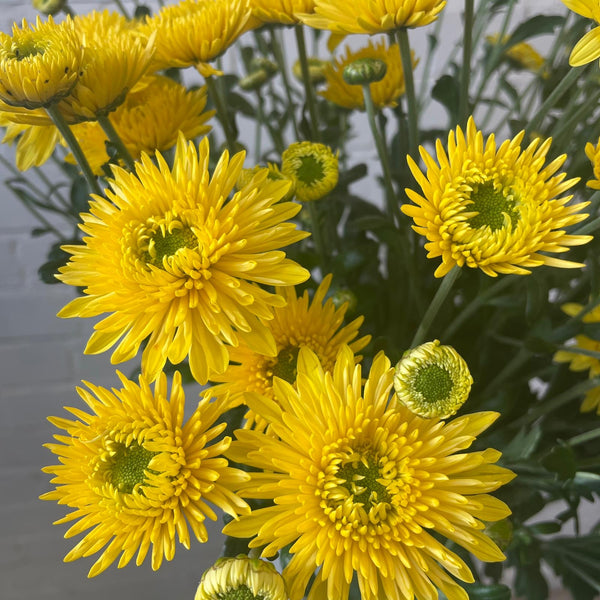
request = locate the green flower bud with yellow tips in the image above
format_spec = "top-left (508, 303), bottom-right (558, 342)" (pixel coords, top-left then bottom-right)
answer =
top-left (292, 57), bottom-right (328, 84)
top-left (195, 556), bottom-right (288, 600)
top-left (394, 340), bottom-right (473, 418)
top-left (32, 0), bottom-right (66, 15)
top-left (239, 69), bottom-right (269, 91)
top-left (342, 57), bottom-right (387, 85)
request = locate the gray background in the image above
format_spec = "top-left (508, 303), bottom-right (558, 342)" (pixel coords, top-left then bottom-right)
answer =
top-left (0, 0), bottom-right (586, 599)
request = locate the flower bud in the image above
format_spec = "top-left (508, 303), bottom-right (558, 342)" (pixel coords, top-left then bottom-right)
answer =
top-left (32, 0), bottom-right (66, 15)
top-left (250, 57), bottom-right (278, 76)
top-left (239, 69), bottom-right (269, 91)
top-left (292, 58), bottom-right (328, 85)
top-left (343, 58), bottom-right (387, 85)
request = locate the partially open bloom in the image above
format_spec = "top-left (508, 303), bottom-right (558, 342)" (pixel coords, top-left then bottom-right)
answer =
top-left (237, 162), bottom-right (296, 201)
top-left (585, 137), bottom-right (600, 189)
top-left (141, 0), bottom-right (251, 76)
top-left (224, 346), bottom-right (515, 600)
top-left (403, 117), bottom-right (591, 277)
top-left (554, 303), bottom-right (600, 414)
top-left (321, 39), bottom-right (416, 110)
top-left (57, 136), bottom-right (309, 384)
top-left (250, 0), bottom-right (315, 25)
top-left (208, 274), bottom-right (370, 429)
top-left (0, 16), bottom-right (83, 109)
top-left (394, 340), bottom-right (473, 418)
top-left (281, 141), bottom-right (338, 202)
top-left (41, 370), bottom-right (250, 577)
top-left (486, 34), bottom-right (544, 72)
top-left (560, 0), bottom-right (600, 66)
top-left (196, 556), bottom-right (287, 600)
top-left (299, 0), bottom-right (446, 35)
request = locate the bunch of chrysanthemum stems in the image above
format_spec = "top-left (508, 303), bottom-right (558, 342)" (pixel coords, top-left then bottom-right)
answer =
top-left (3, 0), bottom-right (600, 598)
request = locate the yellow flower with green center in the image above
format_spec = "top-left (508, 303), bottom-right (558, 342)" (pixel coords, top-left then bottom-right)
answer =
top-left (0, 16), bottom-right (83, 109)
top-left (250, 0), bottom-right (315, 25)
top-left (207, 274), bottom-right (370, 430)
top-left (561, 0), bottom-right (600, 66)
top-left (394, 340), bottom-right (473, 418)
top-left (298, 0), bottom-right (446, 34)
top-left (57, 135), bottom-right (309, 384)
top-left (585, 137), bottom-right (600, 189)
top-left (41, 370), bottom-right (250, 577)
top-left (554, 303), bottom-right (600, 414)
top-left (402, 117), bottom-right (592, 277)
top-left (140, 0), bottom-right (252, 76)
top-left (281, 141), bottom-right (338, 202)
top-left (486, 34), bottom-right (544, 72)
top-left (223, 346), bottom-right (515, 600)
top-left (196, 556), bottom-right (287, 600)
top-left (320, 39), bottom-right (416, 110)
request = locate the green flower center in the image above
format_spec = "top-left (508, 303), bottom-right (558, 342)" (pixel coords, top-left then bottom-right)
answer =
top-left (108, 441), bottom-right (156, 494)
top-left (467, 181), bottom-right (519, 232)
top-left (145, 226), bottom-right (197, 268)
top-left (271, 346), bottom-right (300, 384)
top-left (337, 454), bottom-right (391, 509)
top-left (11, 38), bottom-right (45, 61)
top-left (296, 155), bottom-right (324, 186)
top-left (215, 585), bottom-right (265, 600)
top-left (413, 364), bottom-right (453, 403)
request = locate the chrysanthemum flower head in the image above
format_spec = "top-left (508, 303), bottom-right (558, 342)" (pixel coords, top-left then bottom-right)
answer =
top-left (298, 0), bottom-right (446, 35)
top-left (208, 274), bottom-right (370, 430)
top-left (585, 137), bottom-right (600, 189)
top-left (394, 340), bottom-right (473, 418)
top-left (141, 0), bottom-right (251, 76)
top-left (196, 556), bottom-right (288, 600)
top-left (321, 39), bottom-right (416, 110)
top-left (554, 302), bottom-right (600, 414)
top-left (486, 34), bottom-right (544, 72)
top-left (41, 370), bottom-right (250, 577)
top-left (57, 135), bottom-right (310, 384)
top-left (251, 0), bottom-right (315, 25)
top-left (402, 117), bottom-right (592, 277)
top-left (237, 162), bottom-right (296, 201)
top-left (223, 345), bottom-right (515, 600)
top-left (281, 141), bottom-right (338, 202)
top-left (0, 16), bottom-right (83, 109)
top-left (560, 0), bottom-right (600, 66)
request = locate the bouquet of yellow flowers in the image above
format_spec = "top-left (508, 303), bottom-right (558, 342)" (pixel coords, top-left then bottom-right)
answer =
top-left (3, 0), bottom-right (600, 599)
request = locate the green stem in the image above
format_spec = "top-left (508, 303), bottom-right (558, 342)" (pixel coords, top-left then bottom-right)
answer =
top-left (480, 347), bottom-right (530, 399)
top-left (417, 12), bottom-right (445, 105)
top-left (480, 65), bottom-right (509, 129)
top-left (97, 113), bottom-right (135, 171)
top-left (410, 266), bottom-right (460, 348)
top-left (459, 0), bottom-right (474, 127)
top-left (112, 0), bottom-right (130, 19)
top-left (553, 90), bottom-right (600, 145)
top-left (568, 427), bottom-right (600, 447)
top-left (254, 95), bottom-right (264, 161)
top-left (45, 105), bottom-right (102, 196)
top-left (206, 75), bottom-right (238, 152)
top-left (526, 67), bottom-right (584, 135)
top-left (307, 201), bottom-right (330, 272)
top-left (295, 25), bottom-right (320, 141)
top-left (362, 84), bottom-right (400, 222)
top-left (62, 3), bottom-right (75, 16)
top-left (269, 27), bottom-right (300, 140)
top-left (13, 194), bottom-right (66, 239)
top-left (396, 28), bottom-right (418, 157)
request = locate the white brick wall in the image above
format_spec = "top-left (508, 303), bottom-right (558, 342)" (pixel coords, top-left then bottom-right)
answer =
top-left (0, 1), bottom-right (578, 599)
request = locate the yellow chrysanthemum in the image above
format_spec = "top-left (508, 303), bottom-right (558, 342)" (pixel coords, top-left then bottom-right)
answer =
top-left (281, 141), bottom-right (338, 202)
top-left (237, 162), bottom-right (296, 201)
top-left (223, 346), bottom-right (515, 600)
top-left (54, 10), bottom-right (155, 121)
top-left (250, 0), bottom-right (315, 25)
top-left (486, 34), bottom-right (544, 72)
top-left (560, 0), bottom-right (600, 66)
top-left (196, 556), bottom-right (288, 600)
top-left (141, 0), bottom-right (251, 76)
top-left (57, 136), bottom-right (309, 384)
top-left (394, 340), bottom-right (473, 419)
top-left (554, 302), bottom-right (600, 414)
top-left (299, 0), bottom-right (446, 35)
top-left (320, 39), bottom-right (416, 110)
top-left (41, 370), bottom-right (250, 577)
top-left (585, 137), bottom-right (600, 189)
top-left (402, 117), bottom-right (592, 277)
top-left (208, 274), bottom-right (370, 429)
top-left (0, 16), bottom-right (83, 109)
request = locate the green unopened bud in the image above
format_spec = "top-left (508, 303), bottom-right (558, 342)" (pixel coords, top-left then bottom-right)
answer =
top-left (32, 0), bottom-right (66, 14)
top-left (330, 289), bottom-right (358, 314)
top-left (292, 58), bottom-right (328, 85)
top-left (239, 69), bottom-right (269, 91)
top-left (250, 57), bottom-right (278, 76)
top-left (463, 584), bottom-right (511, 600)
top-left (484, 518), bottom-right (514, 551)
top-left (343, 58), bottom-right (387, 85)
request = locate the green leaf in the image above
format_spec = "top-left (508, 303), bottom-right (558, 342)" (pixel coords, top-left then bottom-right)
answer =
top-left (337, 163), bottom-right (368, 187)
top-left (431, 74), bottom-right (459, 123)
top-left (134, 5), bottom-right (152, 19)
top-left (502, 425), bottom-right (542, 462)
top-left (506, 16), bottom-right (564, 48)
top-left (227, 92), bottom-right (256, 117)
top-left (529, 521), bottom-right (562, 535)
top-left (70, 176), bottom-right (90, 215)
top-left (542, 444), bottom-right (577, 480)
top-left (462, 583), bottom-right (511, 600)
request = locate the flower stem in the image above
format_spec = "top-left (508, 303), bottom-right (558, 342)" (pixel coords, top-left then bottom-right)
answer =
top-left (97, 114), bottom-right (135, 171)
top-left (112, 0), bottom-right (130, 19)
top-left (46, 105), bottom-right (102, 196)
top-left (568, 427), bottom-right (600, 447)
top-left (459, 0), bottom-right (474, 127)
top-left (307, 201), bottom-right (331, 273)
top-left (410, 266), bottom-right (460, 348)
top-left (362, 84), bottom-right (400, 222)
top-left (295, 25), bottom-right (320, 141)
top-left (206, 75), bottom-right (238, 152)
top-left (396, 28), bottom-right (418, 158)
